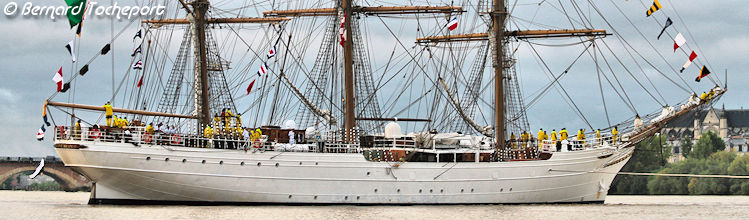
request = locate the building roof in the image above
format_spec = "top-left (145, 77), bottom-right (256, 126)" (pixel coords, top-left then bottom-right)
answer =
top-left (663, 108), bottom-right (749, 128)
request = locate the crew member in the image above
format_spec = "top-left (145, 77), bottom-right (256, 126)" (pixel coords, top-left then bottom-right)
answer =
top-left (146, 123), bottom-right (154, 134)
top-left (103, 102), bottom-right (113, 126)
top-left (596, 129), bottom-right (601, 146)
top-left (700, 92), bottom-right (708, 101)
top-left (73, 120), bottom-right (81, 139)
top-left (560, 128), bottom-right (568, 140)
top-left (577, 129), bottom-right (586, 146)
top-left (611, 126), bottom-right (619, 144)
top-left (537, 129), bottom-right (545, 142)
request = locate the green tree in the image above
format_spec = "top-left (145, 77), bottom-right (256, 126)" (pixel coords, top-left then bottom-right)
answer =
top-left (691, 131), bottom-right (725, 159)
top-left (610, 135), bottom-right (669, 194)
top-left (680, 137), bottom-right (693, 158)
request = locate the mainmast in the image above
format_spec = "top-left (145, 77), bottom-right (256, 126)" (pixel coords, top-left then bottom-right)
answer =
top-left (191, 0), bottom-right (211, 126)
top-left (342, 0), bottom-right (356, 142)
top-left (493, 0), bottom-right (506, 149)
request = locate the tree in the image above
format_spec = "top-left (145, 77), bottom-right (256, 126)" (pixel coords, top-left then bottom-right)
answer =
top-left (691, 131), bottom-right (725, 159)
top-left (680, 137), bottom-right (693, 158)
top-left (610, 135), bottom-right (669, 194)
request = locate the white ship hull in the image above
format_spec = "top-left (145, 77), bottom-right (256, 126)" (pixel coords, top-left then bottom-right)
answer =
top-left (55, 140), bottom-right (632, 204)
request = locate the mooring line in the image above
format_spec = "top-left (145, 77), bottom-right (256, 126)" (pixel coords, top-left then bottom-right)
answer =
top-left (549, 169), bottom-right (749, 179)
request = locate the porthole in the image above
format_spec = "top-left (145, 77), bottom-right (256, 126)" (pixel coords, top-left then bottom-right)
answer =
top-left (461, 189), bottom-right (465, 193)
top-left (429, 189), bottom-right (433, 193)
top-left (397, 189), bottom-right (401, 193)
top-left (314, 196), bottom-right (318, 200)
top-left (344, 196), bottom-right (348, 200)
top-left (374, 189), bottom-right (378, 193)
top-left (419, 189), bottom-right (422, 193)
top-left (299, 162), bottom-right (303, 165)
top-left (288, 195), bottom-right (292, 199)
top-left (500, 188), bottom-right (504, 192)
top-left (201, 160), bottom-right (206, 164)
top-left (146, 156), bottom-right (151, 160)
top-left (471, 188), bottom-right (475, 192)
top-left (257, 162), bottom-right (262, 167)
top-left (182, 159), bottom-right (187, 163)
top-left (440, 189), bottom-right (444, 193)
top-left (275, 163), bottom-right (280, 167)
top-left (315, 162), bottom-right (319, 165)
top-left (366, 171), bottom-right (371, 176)
top-left (164, 158), bottom-right (169, 162)
top-left (356, 196), bottom-right (360, 200)
top-left (509, 188), bottom-right (513, 192)
top-left (219, 161), bottom-right (224, 165)
top-left (240, 162), bottom-right (245, 166)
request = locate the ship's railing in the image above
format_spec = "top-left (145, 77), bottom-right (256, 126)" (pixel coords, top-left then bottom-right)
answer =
top-left (53, 126), bottom-right (256, 150)
top-left (537, 134), bottom-right (620, 152)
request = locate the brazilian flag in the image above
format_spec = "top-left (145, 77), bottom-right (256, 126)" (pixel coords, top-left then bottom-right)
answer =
top-left (65, 0), bottom-right (87, 34)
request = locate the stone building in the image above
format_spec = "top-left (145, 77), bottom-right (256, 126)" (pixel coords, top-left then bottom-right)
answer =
top-left (661, 107), bottom-right (749, 162)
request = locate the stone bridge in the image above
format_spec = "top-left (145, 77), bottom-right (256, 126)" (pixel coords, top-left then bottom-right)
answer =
top-left (0, 156), bottom-right (90, 191)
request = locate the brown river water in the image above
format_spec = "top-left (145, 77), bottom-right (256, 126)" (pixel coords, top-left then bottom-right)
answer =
top-left (0, 191), bottom-right (747, 219)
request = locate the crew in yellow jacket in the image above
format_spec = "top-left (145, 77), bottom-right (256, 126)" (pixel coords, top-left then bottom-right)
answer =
top-left (537, 129), bottom-right (546, 142)
top-left (560, 128), bottom-right (568, 140)
top-left (103, 102), bottom-right (113, 126)
top-left (577, 129), bottom-right (586, 145)
top-left (612, 127), bottom-right (619, 144)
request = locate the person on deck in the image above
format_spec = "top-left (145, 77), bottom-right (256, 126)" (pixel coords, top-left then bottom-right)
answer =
top-left (596, 129), bottom-right (601, 146)
top-left (537, 129), bottom-right (545, 142)
top-left (700, 92), bottom-right (708, 101)
top-left (560, 128), bottom-right (568, 140)
top-left (611, 126), bottom-right (619, 144)
top-left (122, 117), bottom-right (129, 129)
top-left (103, 102), bottom-right (113, 127)
top-left (146, 123), bottom-right (154, 134)
top-left (73, 120), bottom-right (81, 140)
top-left (112, 115), bottom-right (119, 128)
top-left (577, 129), bottom-right (586, 147)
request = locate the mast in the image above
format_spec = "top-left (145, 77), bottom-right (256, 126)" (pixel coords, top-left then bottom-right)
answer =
top-left (342, 0), bottom-right (356, 142)
top-left (493, 0), bottom-right (506, 150)
top-left (190, 0), bottom-right (211, 126)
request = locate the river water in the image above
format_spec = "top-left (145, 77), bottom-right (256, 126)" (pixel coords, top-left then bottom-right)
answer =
top-left (1, 191), bottom-right (747, 219)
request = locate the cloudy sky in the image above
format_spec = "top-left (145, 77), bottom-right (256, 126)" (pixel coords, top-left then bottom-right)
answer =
top-left (0, 0), bottom-right (746, 157)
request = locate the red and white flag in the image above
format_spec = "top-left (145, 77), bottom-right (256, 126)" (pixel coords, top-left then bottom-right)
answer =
top-left (339, 14), bottom-right (347, 47)
top-left (257, 63), bottom-right (268, 77)
top-left (267, 47), bottom-right (276, 59)
top-left (52, 67), bottom-right (63, 92)
top-left (447, 17), bottom-right (459, 31)
top-left (246, 79), bottom-right (256, 94)
top-left (132, 60), bottom-right (143, 70)
top-left (680, 51), bottom-right (698, 73)
top-left (673, 33), bottom-right (686, 52)
top-left (36, 125), bottom-right (46, 141)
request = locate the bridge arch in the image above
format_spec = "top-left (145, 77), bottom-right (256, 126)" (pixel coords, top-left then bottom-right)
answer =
top-left (0, 165), bottom-right (89, 191)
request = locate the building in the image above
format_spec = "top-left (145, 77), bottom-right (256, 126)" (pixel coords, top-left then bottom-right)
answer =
top-left (662, 106), bottom-right (749, 162)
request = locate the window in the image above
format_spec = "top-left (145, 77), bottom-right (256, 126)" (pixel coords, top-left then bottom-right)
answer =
top-left (673, 146), bottom-right (680, 154)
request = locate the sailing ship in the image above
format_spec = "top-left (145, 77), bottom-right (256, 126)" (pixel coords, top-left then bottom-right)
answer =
top-left (46, 0), bottom-right (726, 204)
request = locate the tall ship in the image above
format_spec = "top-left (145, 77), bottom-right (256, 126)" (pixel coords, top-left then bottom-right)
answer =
top-left (45, 0), bottom-right (726, 204)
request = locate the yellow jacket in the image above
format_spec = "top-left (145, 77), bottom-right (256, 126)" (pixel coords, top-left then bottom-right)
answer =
top-left (537, 130), bottom-right (545, 141)
top-left (204, 127), bottom-right (213, 138)
top-left (550, 131), bottom-right (557, 141)
top-left (596, 130), bottom-right (601, 138)
top-left (146, 125), bottom-right (154, 134)
top-left (577, 130), bottom-right (585, 140)
top-left (103, 104), bottom-right (113, 116)
top-left (560, 129), bottom-right (568, 140)
top-left (612, 128), bottom-right (618, 136)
